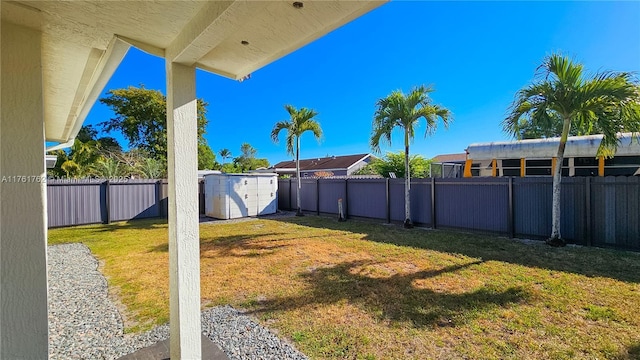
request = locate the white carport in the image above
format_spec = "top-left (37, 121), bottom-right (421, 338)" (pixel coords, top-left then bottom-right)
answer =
top-left (0, 1), bottom-right (385, 358)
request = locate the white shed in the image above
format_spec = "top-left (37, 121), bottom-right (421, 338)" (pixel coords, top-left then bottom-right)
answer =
top-left (204, 173), bottom-right (278, 219)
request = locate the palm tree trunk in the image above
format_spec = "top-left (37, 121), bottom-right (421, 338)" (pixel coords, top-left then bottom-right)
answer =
top-left (549, 118), bottom-right (571, 246)
top-left (404, 129), bottom-right (413, 228)
top-left (295, 136), bottom-right (303, 216)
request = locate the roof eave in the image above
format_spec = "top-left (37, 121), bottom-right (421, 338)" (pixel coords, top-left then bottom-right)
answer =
top-left (46, 36), bottom-right (130, 144)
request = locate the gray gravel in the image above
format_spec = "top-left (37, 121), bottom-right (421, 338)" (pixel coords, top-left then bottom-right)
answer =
top-left (48, 243), bottom-right (307, 360)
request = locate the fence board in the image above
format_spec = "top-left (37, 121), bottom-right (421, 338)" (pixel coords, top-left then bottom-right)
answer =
top-left (410, 180), bottom-right (431, 225)
top-left (318, 179), bottom-right (347, 214)
top-left (346, 179), bottom-right (386, 219)
top-left (277, 179), bottom-right (291, 210)
top-left (47, 180), bottom-right (104, 227)
top-left (435, 178), bottom-right (509, 233)
top-left (591, 177), bottom-right (640, 249)
top-left (108, 180), bottom-right (159, 222)
top-left (299, 178), bottom-right (317, 212)
top-left (512, 177), bottom-right (586, 243)
top-left (389, 179), bottom-right (406, 222)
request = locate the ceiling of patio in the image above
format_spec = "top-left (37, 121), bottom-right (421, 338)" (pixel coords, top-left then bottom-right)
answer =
top-left (1, 0), bottom-right (385, 143)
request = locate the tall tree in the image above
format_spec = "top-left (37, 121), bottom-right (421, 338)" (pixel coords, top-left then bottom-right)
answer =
top-left (271, 105), bottom-right (323, 216)
top-left (99, 86), bottom-right (213, 166)
top-left (48, 125), bottom-right (124, 178)
top-left (371, 85), bottom-right (452, 228)
top-left (59, 139), bottom-right (102, 178)
top-left (219, 148), bottom-right (232, 164)
top-left (510, 112), bottom-right (608, 140)
top-left (198, 143), bottom-right (217, 170)
top-left (90, 157), bottom-right (128, 178)
top-left (354, 152), bottom-right (432, 178)
top-left (504, 53), bottom-right (640, 246)
top-left (232, 143), bottom-right (269, 172)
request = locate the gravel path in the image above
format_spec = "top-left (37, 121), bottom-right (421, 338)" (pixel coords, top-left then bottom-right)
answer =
top-left (48, 243), bottom-right (307, 360)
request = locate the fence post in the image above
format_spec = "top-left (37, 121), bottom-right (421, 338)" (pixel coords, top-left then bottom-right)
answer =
top-left (289, 177), bottom-right (292, 211)
top-left (508, 177), bottom-right (514, 238)
top-left (316, 178), bottom-right (320, 215)
top-left (163, 180), bottom-right (169, 218)
top-left (585, 177), bottom-right (591, 246)
top-left (344, 179), bottom-right (349, 219)
top-left (156, 180), bottom-right (162, 217)
top-left (104, 180), bottom-right (111, 224)
top-left (386, 178), bottom-right (391, 223)
top-left (431, 177), bottom-right (436, 229)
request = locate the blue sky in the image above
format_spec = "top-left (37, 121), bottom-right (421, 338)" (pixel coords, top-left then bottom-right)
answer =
top-left (84, 1), bottom-right (640, 165)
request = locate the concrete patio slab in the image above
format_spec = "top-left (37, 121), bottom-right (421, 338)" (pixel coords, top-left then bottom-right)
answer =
top-left (117, 334), bottom-right (228, 360)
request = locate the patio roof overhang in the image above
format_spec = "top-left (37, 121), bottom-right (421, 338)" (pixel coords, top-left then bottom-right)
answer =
top-left (1, 0), bottom-right (385, 146)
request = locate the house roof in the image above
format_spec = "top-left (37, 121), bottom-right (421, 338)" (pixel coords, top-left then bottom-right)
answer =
top-left (272, 153), bottom-right (373, 172)
top-left (2, 1), bottom-right (385, 146)
top-left (432, 153), bottom-right (467, 163)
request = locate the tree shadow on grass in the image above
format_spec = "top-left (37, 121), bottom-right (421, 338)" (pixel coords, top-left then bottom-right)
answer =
top-left (248, 259), bottom-right (529, 329)
top-left (612, 342), bottom-right (640, 360)
top-left (149, 232), bottom-right (308, 257)
top-left (272, 216), bottom-right (640, 284)
top-left (90, 218), bottom-right (168, 233)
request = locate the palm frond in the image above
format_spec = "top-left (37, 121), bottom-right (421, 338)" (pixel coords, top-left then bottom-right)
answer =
top-left (371, 84), bottom-right (452, 151)
top-left (272, 104), bottom-right (322, 157)
top-left (271, 121), bottom-right (292, 144)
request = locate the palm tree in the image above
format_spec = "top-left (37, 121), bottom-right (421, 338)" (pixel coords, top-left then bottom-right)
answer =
top-left (91, 157), bottom-right (125, 178)
top-left (136, 157), bottom-right (165, 179)
top-left (219, 148), bottom-right (231, 164)
top-left (371, 85), bottom-right (452, 228)
top-left (504, 53), bottom-right (640, 246)
top-left (271, 105), bottom-right (323, 216)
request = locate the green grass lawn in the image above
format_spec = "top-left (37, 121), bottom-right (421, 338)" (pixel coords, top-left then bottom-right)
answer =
top-left (48, 216), bottom-right (640, 359)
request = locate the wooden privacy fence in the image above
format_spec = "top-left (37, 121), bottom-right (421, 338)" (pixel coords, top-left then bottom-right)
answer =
top-left (278, 177), bottom-right (640, 251)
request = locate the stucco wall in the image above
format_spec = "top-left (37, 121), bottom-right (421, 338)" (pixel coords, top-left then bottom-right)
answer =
top-left (1, 22), bottom-right (49, 359)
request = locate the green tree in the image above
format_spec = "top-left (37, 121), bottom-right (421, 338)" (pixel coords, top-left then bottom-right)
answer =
top-left (76, 124), bottom-right (98, 142)
top-left (99, 86), bottom-right (213, 166)
top-left (90, 157), bottom-right (129, 178)
top-left (355, 152), bottom-right (432, 178)
top-left (47, 125), bottom-right (124, 178)
top-left (47, 149), bottom-right (70, 178)
top-left (271, 105), bottom-right (323, 216)
top-left (75, 125), bottom-right (122, 155)
top-left (61, 139), bottom-right (103, 178)
top-left (510, 112), bottom-right (608, 140)
top-left (232, 143), bottom-right (269, 172)
top-left (198, 143), bottom-right (217, 170)
top-left (221, 163), bottom-right (240, 173)
top-left (136, 157), bottom-right (165, 179)
top-left (219, 148), bottom-right (232, 164)
top-left (504, 53), bottom-right (640, 246)
top-left (371, 85), bottom-right (452, 228)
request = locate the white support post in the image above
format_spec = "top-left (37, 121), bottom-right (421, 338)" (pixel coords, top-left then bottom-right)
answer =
top-left (166, 61), bottom-right (202, 359)
top-left (0, 22), bottom-right (49, 359)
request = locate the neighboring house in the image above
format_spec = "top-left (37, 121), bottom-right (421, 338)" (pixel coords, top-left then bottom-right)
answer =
top-left (271, 153), bottom-right (376, 177)
top-left (431, 153), bottom-right (467, 178)
top-left (0, 2), bottom-right (385, 359)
